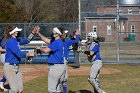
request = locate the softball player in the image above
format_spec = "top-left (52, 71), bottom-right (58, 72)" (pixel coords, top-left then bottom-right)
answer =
top-left (3, 25), bottom-right (37, 93)
top-left (83, 32), bottom-right (106, 93)
top-left (0, 45), bottom-right (7, 91)
top-left (71, 30), bottom-right (81, 68)
top-left (36, 27), bottom-right (66, 93)
top-left (0, 34), bottom-right (8, 92)
top-left (61, 29), bottom-right (80, 93)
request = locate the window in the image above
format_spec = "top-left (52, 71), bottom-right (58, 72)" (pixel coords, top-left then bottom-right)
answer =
top-left (107, 25), bottom-right (112, 35)
top-left (93, 25), bottom-right (97, 32)
top-left (122, 26), bottom-right (125, 33)
top-left (120, 22), bottom-right (125, 34)
top-left (131, 25), bottom-right (135, 33)
top-left (128, 9), bottom-right (132, 14)
top-left (119, 9), bottom-right (123, 15)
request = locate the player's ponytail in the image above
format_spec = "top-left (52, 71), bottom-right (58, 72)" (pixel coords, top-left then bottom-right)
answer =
top-left (59, 27), bottom-right (66, 42)
top-left (0, 28), bottom-right (6, 44)
top-left (93, 38), bottom-right (100, 46)
top-left (4, 25), bottom-right (15, 44)
top-left (0, 36), bottom-right (4, 45)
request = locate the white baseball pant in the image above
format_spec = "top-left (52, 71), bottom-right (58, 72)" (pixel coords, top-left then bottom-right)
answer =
top-left (4, 63), bottom-right (23, 93)
top-left (48, 64), bottom-right (66, 93)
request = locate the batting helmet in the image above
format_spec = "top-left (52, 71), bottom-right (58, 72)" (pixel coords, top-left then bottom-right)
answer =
top-left (88, 32), bottom-right (97, 39)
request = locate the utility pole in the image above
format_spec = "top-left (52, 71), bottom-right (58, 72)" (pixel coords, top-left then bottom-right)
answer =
top-left (78, 0), bottom-right (81, 32)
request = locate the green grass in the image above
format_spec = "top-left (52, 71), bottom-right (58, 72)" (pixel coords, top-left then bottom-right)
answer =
top-left (24, 64), bottom-right (140, 93)
top-left (101, 64), bottom-right (140, 93)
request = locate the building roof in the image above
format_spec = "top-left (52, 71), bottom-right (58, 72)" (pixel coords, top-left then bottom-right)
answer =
top-left (97, 5), bottom-right (140, 7)
top-left (84, 14), bottom-right (128, 20)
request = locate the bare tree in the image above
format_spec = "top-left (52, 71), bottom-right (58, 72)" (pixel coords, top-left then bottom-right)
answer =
top-left (61, 0), bottom-right (78, 22)
top-left (19, 0), bottom-right (46, 22)
top-left (1, 0), bottom-right (116, 23)
top-left (13, 0), bottom-right (79, 22)
top-left (0, 0), bottom-right (26, 22)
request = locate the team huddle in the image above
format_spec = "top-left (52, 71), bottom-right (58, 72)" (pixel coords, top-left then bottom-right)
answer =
top-left (0, 25), bottom-right (106, 93)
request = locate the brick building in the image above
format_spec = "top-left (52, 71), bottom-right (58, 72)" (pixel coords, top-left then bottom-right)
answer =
top-left (84, 4), bottom-right (140, 42)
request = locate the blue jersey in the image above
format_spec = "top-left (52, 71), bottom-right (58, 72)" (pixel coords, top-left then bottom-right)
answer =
top-left (4, 37), bottom-right (30, 64)
top-left (91, 42), bottom-right (101, 61)
top-left (64, 35), bottom-right (80, 59)
top-left (48, 39), bottom-right (64, 64)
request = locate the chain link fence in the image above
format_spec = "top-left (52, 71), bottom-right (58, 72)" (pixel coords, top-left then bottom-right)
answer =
top-left (79, 0), bottom-right (140, 64)
top-left (1, 0), bottom-right (140, 64)
top-left (1, 21), bottom-right (140, 64)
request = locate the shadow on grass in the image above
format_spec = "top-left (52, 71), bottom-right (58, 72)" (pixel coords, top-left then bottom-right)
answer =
top-left (4, 84), bottom-right (10, 89)
top-left (69, 90), bottom-right (92, 93)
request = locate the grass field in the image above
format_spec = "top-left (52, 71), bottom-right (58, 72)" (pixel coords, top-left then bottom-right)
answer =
top-left (23, 64), bottom-right (140, 93)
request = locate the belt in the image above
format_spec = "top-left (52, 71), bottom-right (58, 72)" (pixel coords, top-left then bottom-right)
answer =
top-left (48, 63), bottom-right (64, 65)
top-left (93, 59), bottom-right (101, 61)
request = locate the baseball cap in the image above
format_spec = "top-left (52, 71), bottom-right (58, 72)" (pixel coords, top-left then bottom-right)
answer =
top-left (53, 27), bottom-right (62, 35)
top-left (9, 27), bottom-right (22, 35)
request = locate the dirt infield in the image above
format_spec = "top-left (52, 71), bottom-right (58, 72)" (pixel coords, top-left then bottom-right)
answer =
top-left (0, 64), bottom-right (121, 83)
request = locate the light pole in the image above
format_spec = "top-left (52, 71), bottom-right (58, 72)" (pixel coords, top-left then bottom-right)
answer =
top-left (78, 0), bottom-right (81, 32)
top-left (116, 0), bottom-right (120, 63)
top-left (78, 0), bottom-right (81, 64)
